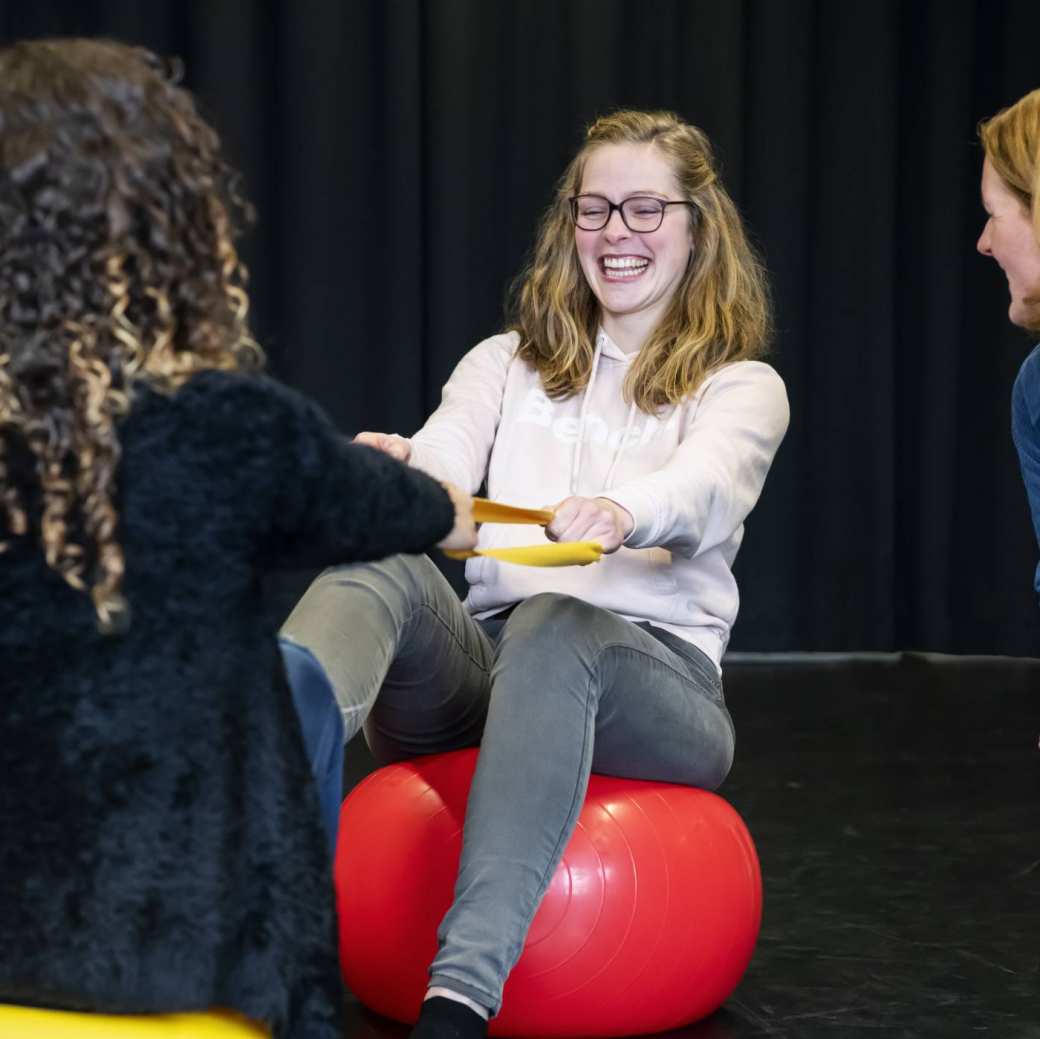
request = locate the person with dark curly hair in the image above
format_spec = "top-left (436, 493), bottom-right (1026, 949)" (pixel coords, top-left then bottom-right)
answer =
top-left (0, 37), bottom-right (476, 1039)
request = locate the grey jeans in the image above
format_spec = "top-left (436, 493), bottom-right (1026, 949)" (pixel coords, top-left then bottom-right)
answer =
top-left (281, 554), bottom-right (735, 1014)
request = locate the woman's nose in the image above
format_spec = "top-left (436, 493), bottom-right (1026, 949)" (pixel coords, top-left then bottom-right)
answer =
top-left (977, 220), bottom-right (992, 256)
top-left (603, 207), bottom-right (630, 239)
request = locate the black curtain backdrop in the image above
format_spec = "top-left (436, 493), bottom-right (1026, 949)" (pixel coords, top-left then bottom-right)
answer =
top-left (4, 0), bottom-right (1040, 656)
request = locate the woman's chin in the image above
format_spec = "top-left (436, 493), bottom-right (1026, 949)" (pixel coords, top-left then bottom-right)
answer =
top-left (1009, 298), bottom-right (1039, 330)
top-left (593, 281), bottom-right (655, 315)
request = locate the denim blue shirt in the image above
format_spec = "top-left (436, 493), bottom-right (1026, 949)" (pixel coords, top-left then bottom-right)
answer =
top-left (1011, 343), bottom-right (1040, 601)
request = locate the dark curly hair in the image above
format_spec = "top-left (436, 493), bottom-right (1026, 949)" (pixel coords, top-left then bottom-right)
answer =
top-left (0, 38), bottom-right (262, 632)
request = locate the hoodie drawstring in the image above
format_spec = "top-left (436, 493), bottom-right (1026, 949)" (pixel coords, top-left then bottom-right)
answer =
top-left (603, 397), bottom-right (638, 490)
top-left (569, 335), bottom-right (639, 495)
top-left (569, 337), bottom-right (602, 495)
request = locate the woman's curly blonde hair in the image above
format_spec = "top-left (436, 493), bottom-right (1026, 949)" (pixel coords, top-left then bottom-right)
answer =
top-left (511, 109), bottom-right (772, 411)
top-left (0, 38), bottom-right (262, 632)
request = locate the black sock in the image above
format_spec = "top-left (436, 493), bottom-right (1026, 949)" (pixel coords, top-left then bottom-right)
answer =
top-left (408, 997), bottom-right (489, 1039)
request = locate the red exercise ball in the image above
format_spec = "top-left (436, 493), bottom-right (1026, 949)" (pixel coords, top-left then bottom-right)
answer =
top-left (335, 748), bottom-right (761, 1038)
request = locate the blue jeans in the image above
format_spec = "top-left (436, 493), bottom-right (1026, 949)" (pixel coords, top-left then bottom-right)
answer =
top-left (1012, 344), bottom-right (1040, 603)
top-left (281, 554), bottom-right (734, 1015)
top-left (278, 638), bottom-right (344, 857)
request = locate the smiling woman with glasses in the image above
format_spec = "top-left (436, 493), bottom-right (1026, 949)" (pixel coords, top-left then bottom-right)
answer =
top-left (285, 108), bottom-right (789, 1039)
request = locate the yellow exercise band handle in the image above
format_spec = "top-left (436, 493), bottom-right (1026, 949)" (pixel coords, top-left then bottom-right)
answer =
top-left (448, 498), bottom-right (601, 567)
top-left (443, 541), bottom-right (603, 566)
top-left (471, 498), bottom-right (554, 526)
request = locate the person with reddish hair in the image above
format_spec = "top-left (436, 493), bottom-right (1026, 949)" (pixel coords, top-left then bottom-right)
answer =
top-left (977, 88), bottom-right (1040, 602)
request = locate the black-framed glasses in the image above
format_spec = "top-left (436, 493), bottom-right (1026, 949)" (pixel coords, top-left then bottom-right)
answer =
top-left (568, 194), bottom-right (695, 232)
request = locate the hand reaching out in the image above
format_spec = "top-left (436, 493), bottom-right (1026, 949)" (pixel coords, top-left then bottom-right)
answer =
top-left (437, 482), bottom-right (477, 552)
top-left (353, 433), bottom-right (472, 551)
top-left (545, 496), bottom-right (633, 554)
top-left (353, 431), bottom-right (411, 463)
top-left (352, 436), bottom-right (629, 557)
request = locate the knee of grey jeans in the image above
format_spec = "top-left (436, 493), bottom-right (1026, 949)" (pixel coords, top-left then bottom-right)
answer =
top-left (500, 592), bottom-right (602, 648)
top-left (282, 553), bottom-right (434, 641)
top-left (316, 552), bottom-right (440, 599)
top-left (491, 593), bottom-right (610, 708)
top-left (279, 553), bottom-right (443, 734)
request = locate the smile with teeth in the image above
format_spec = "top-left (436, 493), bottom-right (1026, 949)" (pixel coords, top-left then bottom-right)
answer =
top-left (601, 256), bottom-right (650, 280)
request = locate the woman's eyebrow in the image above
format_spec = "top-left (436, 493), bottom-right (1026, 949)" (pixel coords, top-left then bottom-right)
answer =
top-left (581, 189), bottom-right (670, 198)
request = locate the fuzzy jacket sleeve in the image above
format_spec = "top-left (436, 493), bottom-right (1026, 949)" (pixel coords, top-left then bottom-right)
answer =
top-left (177, 372), bottom-right (456, 568)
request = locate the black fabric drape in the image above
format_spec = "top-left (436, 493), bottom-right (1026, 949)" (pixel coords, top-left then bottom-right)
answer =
top-left (3, 0), bottom-right (1039, 655)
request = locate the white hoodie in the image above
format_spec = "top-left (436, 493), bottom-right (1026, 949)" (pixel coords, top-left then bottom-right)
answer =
top-left (407, 330), bottom-right (789, 669)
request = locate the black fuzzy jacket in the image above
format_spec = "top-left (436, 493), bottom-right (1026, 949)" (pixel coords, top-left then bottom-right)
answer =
top-left (0, 371), bottom-right (454, 1038)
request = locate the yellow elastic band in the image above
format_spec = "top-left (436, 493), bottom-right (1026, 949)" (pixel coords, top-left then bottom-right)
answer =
top-left (443, 541), bottom-right (603, 566)
top-left (471, 498), bottom-right (554, 526)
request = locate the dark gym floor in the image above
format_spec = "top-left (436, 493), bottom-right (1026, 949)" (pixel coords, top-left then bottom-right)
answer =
top-left (338, 653), bottom-right (1040, 1039)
